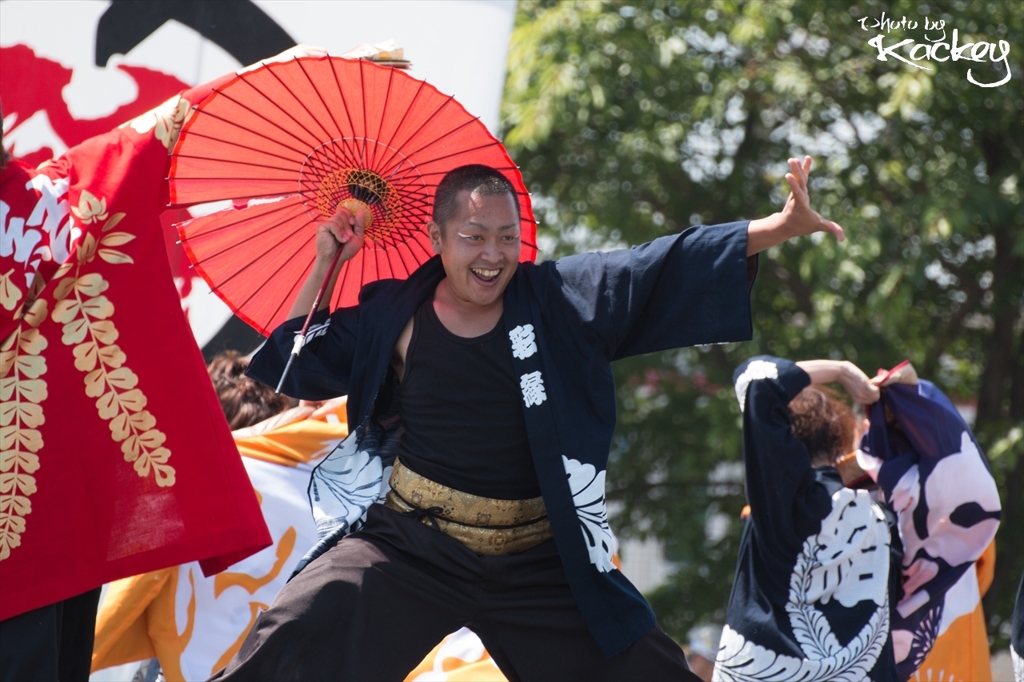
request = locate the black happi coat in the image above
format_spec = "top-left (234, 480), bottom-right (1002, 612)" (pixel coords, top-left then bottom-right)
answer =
top-left (249, 221), bottom-right (752, 657)
top-left (715, 357), bottom-right (897, 680)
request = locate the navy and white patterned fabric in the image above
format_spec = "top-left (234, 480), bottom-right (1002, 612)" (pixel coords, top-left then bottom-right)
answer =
top-left (859, 374), bottom-right (1001, 680)
top-left (716, 356), bottom-right (896, 681)
top-left (248, 221), bottom-right (754, 658)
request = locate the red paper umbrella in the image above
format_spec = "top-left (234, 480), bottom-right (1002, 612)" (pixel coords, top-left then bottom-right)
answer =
top-left (169, 56), bottom-right (536, 337)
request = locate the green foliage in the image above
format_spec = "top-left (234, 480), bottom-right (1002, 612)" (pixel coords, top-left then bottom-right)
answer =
top-left (502, 0), bottom-right (1023, 649)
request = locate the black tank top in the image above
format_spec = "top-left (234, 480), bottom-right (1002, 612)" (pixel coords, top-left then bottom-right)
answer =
top-left (396, 297), bottom-right (540, 499)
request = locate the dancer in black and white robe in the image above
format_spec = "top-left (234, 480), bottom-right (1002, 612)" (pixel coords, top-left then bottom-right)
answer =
top-left (714, 356), bottom-right (897, 681)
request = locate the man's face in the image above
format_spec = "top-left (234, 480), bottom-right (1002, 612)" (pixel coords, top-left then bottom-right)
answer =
top-left (429, 189), bottom-right (521, 309)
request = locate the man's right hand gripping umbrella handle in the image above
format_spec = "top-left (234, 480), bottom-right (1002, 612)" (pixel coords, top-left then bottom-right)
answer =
top-left (275, 202), bottom-right (369, 394)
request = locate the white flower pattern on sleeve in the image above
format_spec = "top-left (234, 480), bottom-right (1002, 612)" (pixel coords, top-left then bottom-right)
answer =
top-left (714, 489), bottom-right (890, 681)
top-left (734, 360), bottom-right (779, 412)
top-left (509, 324), bottom-right (538, 359)
top-left (562, 456), bottom-right (615, 573)
top-left (520, 371), bottom-right (547, 407)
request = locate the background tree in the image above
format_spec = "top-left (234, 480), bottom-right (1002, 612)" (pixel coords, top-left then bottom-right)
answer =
top-left (501, 0), bottom-right (1022, 648)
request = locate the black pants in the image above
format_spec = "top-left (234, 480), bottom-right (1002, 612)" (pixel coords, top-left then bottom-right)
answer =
top-left (0, 587), bottom-right (102, 682)
top-left (210, 504), bottom-right (696, 681)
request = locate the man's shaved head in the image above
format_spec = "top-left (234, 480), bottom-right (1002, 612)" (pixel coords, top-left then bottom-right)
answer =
top-left (432, 165), bottom-right (519, 231)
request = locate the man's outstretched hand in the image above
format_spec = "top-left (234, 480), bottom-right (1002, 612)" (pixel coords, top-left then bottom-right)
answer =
top-left (780, 156), bottom-right (844, 242)
top-left (747, 156), bottom-right (844, 255)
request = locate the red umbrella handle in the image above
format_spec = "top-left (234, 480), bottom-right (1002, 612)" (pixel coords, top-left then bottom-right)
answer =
top-left (275, 247), bottom-right (345, 394)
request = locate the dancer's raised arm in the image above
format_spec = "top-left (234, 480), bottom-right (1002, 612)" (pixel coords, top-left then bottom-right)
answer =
top-left (795, 358), bottom-right (880, 404)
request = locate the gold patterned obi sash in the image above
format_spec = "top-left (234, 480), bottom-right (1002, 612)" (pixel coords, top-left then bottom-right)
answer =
top-left (383, 459), bottom-right (552, 556)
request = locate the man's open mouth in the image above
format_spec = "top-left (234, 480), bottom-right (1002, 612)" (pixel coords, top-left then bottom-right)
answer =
top-left (471, 267), bottom-right (501, 283)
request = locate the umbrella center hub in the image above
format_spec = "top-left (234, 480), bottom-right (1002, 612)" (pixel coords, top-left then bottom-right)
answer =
top-left (300, 138), bottom-right (411, 246)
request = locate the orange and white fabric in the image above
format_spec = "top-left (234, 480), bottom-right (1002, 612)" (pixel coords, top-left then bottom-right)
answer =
top-left (405, 628), bottom-right (506, 682)
top-left (91, 401), bottom-right (347, 681)
top-left (909, 540), bottom-right (996, 682)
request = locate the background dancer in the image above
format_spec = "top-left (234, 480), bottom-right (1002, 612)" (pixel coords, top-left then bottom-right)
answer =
top-left (714, 357), bottom-right (896, 680)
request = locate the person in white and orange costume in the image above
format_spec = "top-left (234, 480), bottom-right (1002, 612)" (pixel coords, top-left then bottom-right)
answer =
top-left (92, 352), bottom-right (349, 681)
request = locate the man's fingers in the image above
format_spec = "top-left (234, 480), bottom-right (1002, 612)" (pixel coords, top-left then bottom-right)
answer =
top-left (787, 159), bottom-right (802, 185)
top-left (326, 207), bottom-right (358, 239)
top-left (788, 158), bottom-right (808, 190)
top-left (353, 208), bottom-right (370, 237)
top-left (323, 206), bottom-right (368, 256)
top-left (322, 210), bottom-right (352, 243)
top-left (802, 155), bottom-right (812, 179)
top-left (327, 206), bottom-right (354, 224)
top-left (827, 220), bottom-right (845, 242)
top-left (785, 173), bottom-right (809, 203)
top-left (323, 220), bottom-right (346, 244)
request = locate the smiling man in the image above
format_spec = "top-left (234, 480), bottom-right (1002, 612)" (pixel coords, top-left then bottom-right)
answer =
top-left (215, 160), bottom-right (842, 681)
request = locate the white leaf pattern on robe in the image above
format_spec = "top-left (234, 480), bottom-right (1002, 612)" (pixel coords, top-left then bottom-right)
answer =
top-left (309, 432), bottom-right (383, 537)
top-left (562, 456), bottom-right (615, 573)
top-left (714, 489), bottom-right (890, 681)
top-left (734, 360), bottom-right (779, 412)
top-left (803, 488), bottom-right (889, 610)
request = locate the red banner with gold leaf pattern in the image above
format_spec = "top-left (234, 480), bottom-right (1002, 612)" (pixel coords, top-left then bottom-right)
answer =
top-left (0, 77), bottom-right (270, 620)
